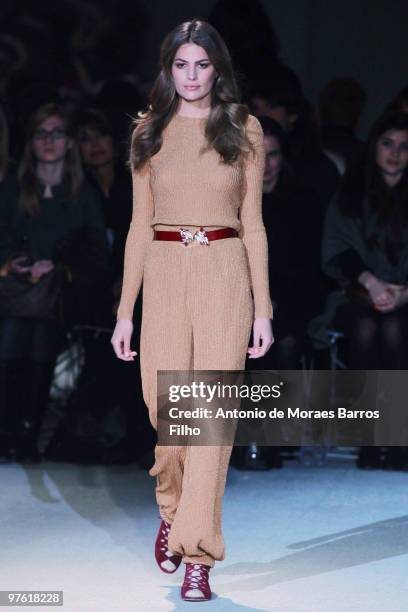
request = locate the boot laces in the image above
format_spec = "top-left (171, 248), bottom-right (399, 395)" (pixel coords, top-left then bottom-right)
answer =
top-left (185, 564), bottom-right (209, 587)
top-left (159, 521), bottom-right (172, 554)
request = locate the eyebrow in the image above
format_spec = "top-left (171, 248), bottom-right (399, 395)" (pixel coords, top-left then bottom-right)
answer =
top-left (174, 58), bottom-right (210, 63)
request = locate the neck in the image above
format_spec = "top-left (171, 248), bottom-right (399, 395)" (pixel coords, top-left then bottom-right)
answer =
top-left (176, 98), bottom-right (211, 119)
top-left (36, 161), bottom-right (65, 186)
top-left (383, 172), bottom-right (402, 189)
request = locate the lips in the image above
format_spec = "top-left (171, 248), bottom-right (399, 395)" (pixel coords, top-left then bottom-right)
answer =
top-left (185, 86), bottom-right (199, 90)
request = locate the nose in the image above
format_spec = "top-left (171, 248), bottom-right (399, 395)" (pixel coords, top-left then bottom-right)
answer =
top-left (390, 145), bottom-right (400, 160)
top-left (187, 67), bottom-right (198, 81)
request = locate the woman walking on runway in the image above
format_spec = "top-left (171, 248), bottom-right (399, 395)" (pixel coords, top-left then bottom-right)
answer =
top-left (111, 18), bottom-right (274, 602)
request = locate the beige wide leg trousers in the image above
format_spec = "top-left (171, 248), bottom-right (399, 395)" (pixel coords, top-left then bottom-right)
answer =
top-left (140, 227), bottom-right (253, 567)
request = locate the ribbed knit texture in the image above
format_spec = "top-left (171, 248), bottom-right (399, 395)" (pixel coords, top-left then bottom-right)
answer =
top-left (117, 113), bottom-right (273, 320)
top-left (142, 237), bottom-right (253, 566)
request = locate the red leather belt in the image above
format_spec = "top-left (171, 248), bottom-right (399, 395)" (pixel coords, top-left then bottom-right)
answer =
top-left (153, 227), bottom-right (238, 246)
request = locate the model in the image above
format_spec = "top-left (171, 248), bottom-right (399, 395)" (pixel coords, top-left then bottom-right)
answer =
top-left (111, 18), bottom-right (274, 602)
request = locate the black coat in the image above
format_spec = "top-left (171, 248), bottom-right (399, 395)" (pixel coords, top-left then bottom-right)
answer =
top-left (263, 179), bottom-right (326, 337)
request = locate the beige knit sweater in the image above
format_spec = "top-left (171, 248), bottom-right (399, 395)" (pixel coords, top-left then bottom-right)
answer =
top-left (117, 112), bottom-right (273, 321)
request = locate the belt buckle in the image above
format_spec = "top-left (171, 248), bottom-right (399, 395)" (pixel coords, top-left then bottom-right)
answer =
top-left (180, 228), bottom-right (194, 246)
top-left (179, 227), bottom-right (209, 246)
top-left (193, 227), bottom-right (209, 246)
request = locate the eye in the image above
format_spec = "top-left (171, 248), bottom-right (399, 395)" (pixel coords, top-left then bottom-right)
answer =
top-left (174, 62), bottom-right (211, 69)
top-left (381, 139), bottom-right (391, 147)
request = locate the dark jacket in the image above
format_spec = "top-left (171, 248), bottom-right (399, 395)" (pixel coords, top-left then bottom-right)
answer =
top-left (85, 164), bottom-right (132, 276)
top-left (0, 174), bottom-right (112, 326)
top-left (262, 178), bottom-right (325, 337)
top-left (0, 173), bottom-right (107, 265)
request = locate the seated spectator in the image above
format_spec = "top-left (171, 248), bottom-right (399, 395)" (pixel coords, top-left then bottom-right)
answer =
top-left (320, 111), bottom-right (408, 469)
top-left (239, 117), bottom-right (324, 471)
top-left (40, 106), bottom-right (148, 467)
top-left (250, 80), bottom-right (341, 211)
top-left (74, 107), bottom-right (132, 276)
top-left (319, 77), bottom-right (366, 172)
top-left (249, 116), bottom-right (325, 370)
top-left (0, 102), bottom-right (110, 463)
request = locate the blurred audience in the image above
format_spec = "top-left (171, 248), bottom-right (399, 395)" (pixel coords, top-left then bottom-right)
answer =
top-left (0, 102), bottom-right (110, 463)
top-left (319, 77), bottom-right (366, 173)
top-left (321, 111), bottom-right (408, 469)
top-left (74, 107), bottom-right (132, 277)
top-left (250, 78), bottom-right (341, 210)
top-left (254, 116), bottom-right (324, 369)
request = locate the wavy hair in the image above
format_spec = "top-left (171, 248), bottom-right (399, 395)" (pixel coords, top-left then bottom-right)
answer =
top-left (18, 103), bottom-right (84, 216)
top-left (130, 18), bottom-right (255, 171)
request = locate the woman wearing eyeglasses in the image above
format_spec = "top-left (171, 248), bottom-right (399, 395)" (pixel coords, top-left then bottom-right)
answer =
top-left (0, 102), bottom-right (109, 463)
top-left (111, 19), bottom-right (274, 602)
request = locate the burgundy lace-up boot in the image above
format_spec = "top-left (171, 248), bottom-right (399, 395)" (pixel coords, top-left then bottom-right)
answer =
top-left (154, 519), bottom-right (182, 573)
top-left (181, 563), bottom-right (212, 601)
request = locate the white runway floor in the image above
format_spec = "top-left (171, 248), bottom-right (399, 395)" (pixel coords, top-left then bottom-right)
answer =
top-left (1, 457), bottom-right (408, 612)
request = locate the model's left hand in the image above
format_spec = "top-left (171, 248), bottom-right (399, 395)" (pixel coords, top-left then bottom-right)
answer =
top-left (247, 317), bottom-right (274, 358)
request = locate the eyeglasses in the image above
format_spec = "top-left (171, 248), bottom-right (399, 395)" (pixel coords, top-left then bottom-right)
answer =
top-left (33, 128), bottom-right (67, 142)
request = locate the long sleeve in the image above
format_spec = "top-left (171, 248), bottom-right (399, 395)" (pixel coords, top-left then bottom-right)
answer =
top-left (116, 158), bottom-right (154, 320)
top-left (239, 115), bottom-right (273, 319)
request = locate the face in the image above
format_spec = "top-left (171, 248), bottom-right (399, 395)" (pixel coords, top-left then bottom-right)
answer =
top-left (251, 96), bottom-right (298, 133)
top-left (78, 127), bottom-right (114, 167)
top-left (376, 129), bottom-right (408, 180)
top-left (31, 115), bottom-right (72, 164)
top-left (263, 135), bottom-right (283, 186)
top-left (171, 43), bottom-right (217, 106)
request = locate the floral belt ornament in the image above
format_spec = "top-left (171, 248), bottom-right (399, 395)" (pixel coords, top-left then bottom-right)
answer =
top-left (180, 227), bottom-right (209, 246)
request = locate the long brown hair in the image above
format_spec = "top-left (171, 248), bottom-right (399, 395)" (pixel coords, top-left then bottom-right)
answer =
top-left (130, 18), bottom-right (255, 171)
top-left (18, 103), bottom-right (84, 216)
top-left (338, 111), bottom-right (408, 264)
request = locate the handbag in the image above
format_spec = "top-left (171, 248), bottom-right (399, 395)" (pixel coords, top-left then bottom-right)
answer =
top-left (0, 258), bottom-right (64, 320)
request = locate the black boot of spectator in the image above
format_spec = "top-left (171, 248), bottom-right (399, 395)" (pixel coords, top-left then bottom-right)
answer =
top-left (15, 361), bottom-right (55, 463)
top-left (0, 360), bottom-right (20, 461)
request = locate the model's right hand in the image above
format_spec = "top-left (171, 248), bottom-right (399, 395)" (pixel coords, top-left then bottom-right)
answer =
top-left (111, 318), bottom-right (138, 361)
